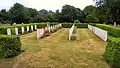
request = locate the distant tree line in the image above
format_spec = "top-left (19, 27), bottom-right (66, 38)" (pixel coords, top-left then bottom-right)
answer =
top-left (0, 2), bottom-right (120, 24)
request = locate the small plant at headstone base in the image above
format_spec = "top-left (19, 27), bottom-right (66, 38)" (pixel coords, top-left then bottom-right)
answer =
top-left (50, 29), bottom-right (55, 33)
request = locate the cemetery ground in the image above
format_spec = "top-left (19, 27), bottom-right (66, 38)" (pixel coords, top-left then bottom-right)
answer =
top-left (0, 28), bottom-right (109, 68)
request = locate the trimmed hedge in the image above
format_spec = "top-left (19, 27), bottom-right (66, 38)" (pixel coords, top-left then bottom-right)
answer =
top-left (0, 35), bottom-right (21, 58)
top-left (0, 23), bottom-right (46, 35)
top-left (104, 36), bottom-right (120, 68)
top-left (96, 24), bottom-right (120, 38)
top-left (62, 23), bottom-right (88, 28)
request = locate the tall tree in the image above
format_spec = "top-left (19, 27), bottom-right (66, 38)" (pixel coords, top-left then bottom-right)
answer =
top-left (94, 0), bottom-right (120, 23)
top-left (8, 3), bottom-right (30, 24)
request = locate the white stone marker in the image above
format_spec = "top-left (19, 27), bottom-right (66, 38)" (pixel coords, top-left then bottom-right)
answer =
top-left (27, 26), bottom-right (29, 32)
top-left (15, 28), bottom-right (18, 35)
top-left (14, 22), bottom-right (16, 25)
top-left (35, 25), bottom-right (37, 30)
top-left (21, 27), bottom-right (24, 34)
top-left (7, 28), bottom-right (11, 35)
top-left (31, 25), bottom-right (33, 31)
top-left (51, 26), bottom-right (53, 30)
top-left (37, 28), bottom-right (44, 39)
top-left (114, 22), bottom-right (116, 26)
top-left (48, 26), bottom-right (51, 33)
top-left (37, 29), bottom-right (40, 39)
top-left (69, 24), bottom-right (75, 40)
top-left (88, 25), bottom-right (107, 41)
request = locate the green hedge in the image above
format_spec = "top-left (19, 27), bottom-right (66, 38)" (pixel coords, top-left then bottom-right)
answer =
top-left (96, 24), bottom-right (120, 38)
top-left (104, 36), bottom-right (120, 68)
top-left (62, 23), bottom-right (88, 28)
top-left (0, 23), bottom-right (41, 35)
top-left (0, 35), bottom-right (21, 58)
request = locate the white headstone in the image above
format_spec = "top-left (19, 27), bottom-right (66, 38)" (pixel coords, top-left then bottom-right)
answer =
top-left (14, 22), bottom-right (16, 25)
top-left (48, 26), bottom-right (51, 33)
top-left (35, 25), bottom-right (37, 30)
top-left (47, 23), bottom-right (49, 27)
top-left (15, 28), bottom-right (18, 35)
top-left (37, 28), bottom-right (44, 39)
top-left (45, 27), bottom-right (48, 31)
top-left (7, 28), bottom-right (11, 35)
top-left (21, 27), bottom-right (24, 34)
top-left (31, 25), bottom-right (33, 31)
top-left (69, 24), bottom-right (75, 40)
top-left (114, 22), bottom-right (116, 26)
top-left (37, 29), bottom-right (41, 39)
top-left (88, 25), bottom-right (107, 41)
top-left (27, 26), bottom-right (29, 32)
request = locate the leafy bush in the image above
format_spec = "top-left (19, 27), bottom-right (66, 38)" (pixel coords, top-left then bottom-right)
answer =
top-left (50, 29), bottom-right (55, 33)
top-left (0, 35), bottom-right (21, 58)
top-left (96, 24), bottom-right (120, 38)
top-left (36, 23), bottom-right (47, 28)
top-left (0, 27), bottom-right (7, 35)
top-left (104, 36), bottom-right (120, 68)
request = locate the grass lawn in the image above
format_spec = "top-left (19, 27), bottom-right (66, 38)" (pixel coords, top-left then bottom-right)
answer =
top-left (0, 28), bottom-right (109, 68)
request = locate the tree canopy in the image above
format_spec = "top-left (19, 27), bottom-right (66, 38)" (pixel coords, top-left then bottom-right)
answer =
top-left (0, 2), bottom-right (120, 24)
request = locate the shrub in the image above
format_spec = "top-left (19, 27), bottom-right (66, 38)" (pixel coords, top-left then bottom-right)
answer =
top-left (0, 27), bottom-right (7, 35)
top-left (96, 24), bottom-right (120, 38)
top-left (104, 36), bottom-right (120, 68)
top-left (0, 35), bottom-right (21, 58)
top-left (36, 23), bottom-right (47, 28)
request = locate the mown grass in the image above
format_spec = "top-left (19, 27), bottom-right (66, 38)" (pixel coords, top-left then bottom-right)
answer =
top-left (0, 28), bottom-right (109, 68)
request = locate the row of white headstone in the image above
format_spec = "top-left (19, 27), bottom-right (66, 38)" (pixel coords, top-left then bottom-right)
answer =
top-left (37, 23), bottom-right (62, 39)
top-left (7, 25), bottom-right (37, 35)
top-left (88, 25), bottom-right (108, 41)
top-left (69, 24), bottom-right (75, 40)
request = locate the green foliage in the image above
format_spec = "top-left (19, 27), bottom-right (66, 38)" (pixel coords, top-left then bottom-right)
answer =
top-left (8, 3), bottom-right (30, 24)
top-left (50, 29), bottom-right (55, 33)
top-left (74, 20), bottom-right (80, 23)
top-left (96, 24), bottom-right (120, 37)
top-left (62, 23), bottom-right (88, 28)
top-left (0, 27), bottom-right (7, 35)
top-left (94, 0), bottom-right (120, 23)
top-left (0, 35), bottom-right (21, 58)
top-left (36, 23), bottom-right (47, 28)
top-left (86, 14), bottom-right (99, 22)
top-left (104, 36), bottom-right (120, 68)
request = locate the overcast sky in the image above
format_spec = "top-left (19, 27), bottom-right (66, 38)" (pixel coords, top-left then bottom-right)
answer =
top-left (0, 0), bottom-right (93, 11)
